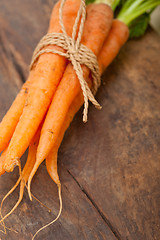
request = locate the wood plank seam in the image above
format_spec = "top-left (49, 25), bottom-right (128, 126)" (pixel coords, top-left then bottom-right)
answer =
top-left (66, 169), bottom-right (122, 240)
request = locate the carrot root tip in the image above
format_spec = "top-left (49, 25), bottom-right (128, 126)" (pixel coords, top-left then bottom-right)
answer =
top-left (4, 157), bottom-right (20, 172)
top-left (27, 180), bottom-right (33, 201)
top-left (83, 117), bottom-right (88, 123)
top-left (32, 183), bottom-right (62, 240)
top-left (97, 105), bottom-right (102, 110)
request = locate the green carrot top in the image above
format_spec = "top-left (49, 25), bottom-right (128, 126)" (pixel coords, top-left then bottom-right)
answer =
top-left (86, 0), bottom-right (160, 38)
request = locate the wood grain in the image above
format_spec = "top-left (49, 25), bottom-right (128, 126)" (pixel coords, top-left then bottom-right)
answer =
top-left (0, 163), bottom-right (117, 240)
top-left (0, 0), bottom-right (160, 239)
top-left (61, 29), bottom-right (160, 240)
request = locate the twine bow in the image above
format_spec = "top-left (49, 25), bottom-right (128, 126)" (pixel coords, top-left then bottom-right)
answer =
top-left (30, 0), bottom-right (101, 122)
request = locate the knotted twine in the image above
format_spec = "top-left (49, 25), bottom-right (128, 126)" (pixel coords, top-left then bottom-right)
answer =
top-left (30, 0), bottom-right (101, 122)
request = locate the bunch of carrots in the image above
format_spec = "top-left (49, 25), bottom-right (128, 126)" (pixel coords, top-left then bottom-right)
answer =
top-left (0, 0), bottom-right (159, 238)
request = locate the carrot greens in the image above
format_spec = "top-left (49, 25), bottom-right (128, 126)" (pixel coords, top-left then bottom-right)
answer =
top-left (86, 0), bottom-right (160, 38)
top-left (117, 0), bottom-right (160, 37)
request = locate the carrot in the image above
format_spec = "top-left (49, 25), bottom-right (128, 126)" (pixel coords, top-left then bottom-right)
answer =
top-left (98, 19), bottom-right (129, 73)
top-left (46, 19), bottom-right (129, 187)
top-left (4, 0), bottom-right (82, 172)
top-left (46, 84), bottom-right (90, 186)
top-left (27, 3), bottom-right (113, 191)
top-left (45, 95), bottom-right (83, 185)
top-left (45, 94), bottom-right (84, 189)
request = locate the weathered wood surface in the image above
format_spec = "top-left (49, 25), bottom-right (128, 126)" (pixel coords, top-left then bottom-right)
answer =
top-left (0, 1), bottom-right (160, 240)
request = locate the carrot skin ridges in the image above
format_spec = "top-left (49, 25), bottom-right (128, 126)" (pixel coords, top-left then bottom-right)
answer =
top-left (4, 0), bottom-right (82, 172)
top-left (35, 3), bottom-right (113, 168)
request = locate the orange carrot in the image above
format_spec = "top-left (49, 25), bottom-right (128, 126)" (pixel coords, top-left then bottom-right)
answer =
top-left (46, 19), bottom-right (129, 187)
top-left (4, 0), bottom-right (82, 172)
top-left (98, 19), bottom-right (129, 73)
top-left (27, 3), bottom-right (113, 190)
top-left (46, 90), bottom-right (85, 186)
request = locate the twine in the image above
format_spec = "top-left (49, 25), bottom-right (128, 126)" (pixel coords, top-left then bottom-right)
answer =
top-left (30, 0), bottom-right (101, 122)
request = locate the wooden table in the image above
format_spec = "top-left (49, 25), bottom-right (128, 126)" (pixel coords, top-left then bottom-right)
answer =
top-left (0, 1), bottom-right (160, 239)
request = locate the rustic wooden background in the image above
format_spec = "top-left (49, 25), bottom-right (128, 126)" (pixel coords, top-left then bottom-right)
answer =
top-left (0, 1), bottom-right (160, 239)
